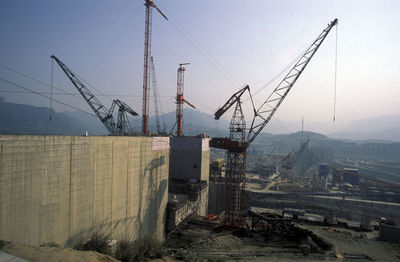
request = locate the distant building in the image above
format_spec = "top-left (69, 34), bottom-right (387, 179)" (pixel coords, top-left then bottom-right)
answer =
top-left (318, 164), bottom-right (328, 177)
top-left (343, 168), bottom-right (360, 186)
top-left (332, 169), bottom-right (342, 186)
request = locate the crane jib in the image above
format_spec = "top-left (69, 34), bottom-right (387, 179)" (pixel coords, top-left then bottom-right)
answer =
top-left (210, 18), bottom-right (338, 149)
top-left (50, 55), bottom-right (139, 135)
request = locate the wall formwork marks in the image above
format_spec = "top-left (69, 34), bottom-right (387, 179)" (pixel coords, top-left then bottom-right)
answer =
top-left (0, 135), bottom-right (169, 247)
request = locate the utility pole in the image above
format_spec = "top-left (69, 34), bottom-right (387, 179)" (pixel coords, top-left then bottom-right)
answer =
top-left (142, 0), bottom-right (167, 135)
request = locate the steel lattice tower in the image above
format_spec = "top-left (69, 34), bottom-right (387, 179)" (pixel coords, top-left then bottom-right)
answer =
top-left (176, 64), bottom-right (185, 137)
top-left (141, 0), bottom-right (167, 135)
top-left (142, 1), bottom-right (152, 134)
top-left (225, 101), bottom-right (247, 225)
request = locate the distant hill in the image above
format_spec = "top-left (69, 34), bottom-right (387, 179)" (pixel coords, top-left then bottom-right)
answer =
top-left (152, 109), bottom-right (229, 137)
top-left (1, 99), bottom-right (399, 160)
top-left (328, 115), bottom-right (400, 142)
top-left (0, 98), bottom-right (106, 135)
top-left (252, 131), bottom-right (400, 161)
top-left (0, 100), bottom-right (227, 137)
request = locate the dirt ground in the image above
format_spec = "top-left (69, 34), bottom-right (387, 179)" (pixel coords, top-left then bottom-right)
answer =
top-left (301, 224), bottom-right (400, 262)
top-left (164, 216), bottom-right (400, 262)
top-left (0, 242), bottom-right (182, 262)
top-left (2, 217), bottom-right (399, 262)
top-left (1, 243), bottom-right (119, 262)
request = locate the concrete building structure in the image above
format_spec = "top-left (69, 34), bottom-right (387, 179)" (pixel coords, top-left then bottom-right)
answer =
top-left (168, 137), bottom-right (210, 217)
top-left (169, 137), bottom-right (210, 183)
top-left (343, 168), bottom-right (360, 186)
top-left (0, 135), bottom-right (170, 247)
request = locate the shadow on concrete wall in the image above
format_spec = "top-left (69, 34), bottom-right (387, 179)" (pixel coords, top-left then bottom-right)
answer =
top-left (66, 155), bottom-right (168, 246)
top-left (137, 155), bottom-right (167, 238)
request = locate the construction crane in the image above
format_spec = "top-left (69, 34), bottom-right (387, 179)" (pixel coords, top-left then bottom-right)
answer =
top-left (281, 139), bottom-right (311, 171)
top-left (211, 19), bottom-right (338, 225)
top-left (176, 63), bottom-right (195, 137)
top-left (251, 147), bottom-right (277, 177)
top-left (142, 0), bottom-right (168, 135)
top-left (150, 57), bottom-right (166, 134)
top-left (280, 139), bottom-right (311, 181)
top-left (51, 55), bottom-right (138, 135)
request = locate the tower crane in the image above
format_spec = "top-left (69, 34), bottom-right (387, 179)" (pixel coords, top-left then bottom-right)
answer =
top-left (150, 56), bottom-right (166, 134)
top-left (142, 0), bottom-right (168, 135)
top-left (211, 19), bottom-right (338, 225)
top-left (176, 63), bottom-right (195, 137)
top-left (51, 55), bottom-right (138, 135)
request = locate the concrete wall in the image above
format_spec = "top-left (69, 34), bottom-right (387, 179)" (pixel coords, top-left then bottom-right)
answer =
top-left (0, 135), bottom-right (169, 247)
top-left (169, 137), bottom-right (210, 183)
top-left (208, 182), bottom-right (225, 215)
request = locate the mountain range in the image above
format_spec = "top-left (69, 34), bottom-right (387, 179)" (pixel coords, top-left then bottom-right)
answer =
top-left (0, 98), bottom-right (399, 143)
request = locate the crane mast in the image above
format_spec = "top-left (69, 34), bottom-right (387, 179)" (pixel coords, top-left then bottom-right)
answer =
top-left (176, 63), bottom-right (195, 137)
top-left (210, 19), bottom-right (338, 225)
top-left (142, 0), bottom-right (168, 135)
top-left (150, 56), bottom-right (165, 134)
top-left (51, 55), bottom-right (138, 135)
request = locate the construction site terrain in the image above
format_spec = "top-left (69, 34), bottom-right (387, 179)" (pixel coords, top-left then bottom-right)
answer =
top-left (164, 215), bottom-right (400, 262)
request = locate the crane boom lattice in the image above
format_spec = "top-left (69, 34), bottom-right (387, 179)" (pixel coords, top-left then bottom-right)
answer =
top-left (150, 56), bottom-right (165, 134)
top-left (247, 19), bottom-right (338, 144)
top-left (51, 55), bottom-right (138, 135)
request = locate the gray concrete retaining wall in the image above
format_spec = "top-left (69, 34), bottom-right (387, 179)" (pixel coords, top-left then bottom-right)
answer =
top-left (0, 135), bottom-right (169, 247)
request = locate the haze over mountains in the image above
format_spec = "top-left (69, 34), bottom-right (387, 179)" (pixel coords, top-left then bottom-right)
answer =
top-left (0, 98), bottom-right (399, 143)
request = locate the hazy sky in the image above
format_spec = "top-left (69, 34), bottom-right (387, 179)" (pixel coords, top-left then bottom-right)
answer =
top-left (1, 0), bottom-right (399, 133)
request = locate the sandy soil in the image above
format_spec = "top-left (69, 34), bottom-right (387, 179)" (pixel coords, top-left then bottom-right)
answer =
top-left (2, 243), bottom-right (119, 262)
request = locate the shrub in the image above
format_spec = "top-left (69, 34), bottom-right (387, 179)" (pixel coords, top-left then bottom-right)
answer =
top-left (73, 229), bottom-right (112, 255)
top-left (115, 235), bottom-right (163, 262)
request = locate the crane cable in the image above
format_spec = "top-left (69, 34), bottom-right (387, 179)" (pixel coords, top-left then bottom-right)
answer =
top-left (50, 58), bottom-right (54, 121)
top-left (0, 78), bottom-right (96, 117)
top-left (333, 24), bottom-right (338, 122)
top-left (86, 2), bottom-right (143, 79)
top-left (153, 1), bottom-right (243, 92)
top-left (0, 64), bottom-right (82, 100)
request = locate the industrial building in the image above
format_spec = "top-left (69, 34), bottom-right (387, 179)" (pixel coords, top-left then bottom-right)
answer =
top-left (343, 168), bottom-right (360, 186)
